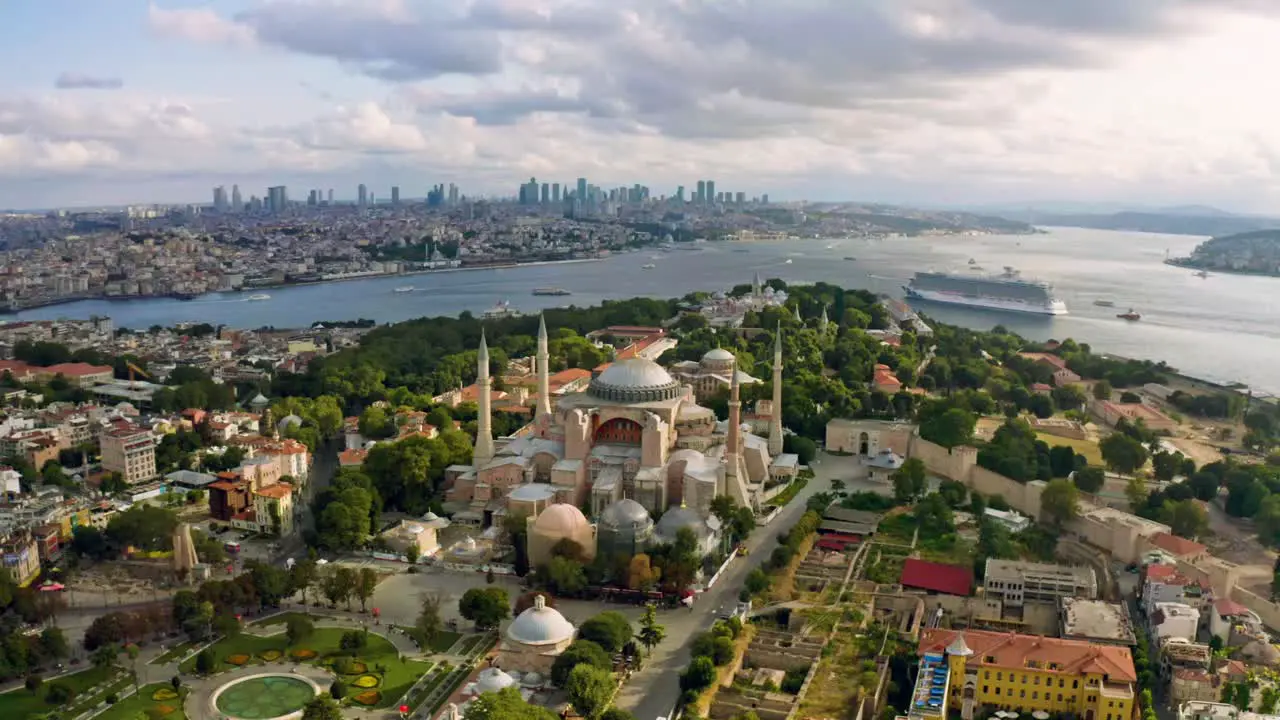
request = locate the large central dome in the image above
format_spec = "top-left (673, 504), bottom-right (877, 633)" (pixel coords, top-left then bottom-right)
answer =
top-left (589, 358), bottom-right (683, 403)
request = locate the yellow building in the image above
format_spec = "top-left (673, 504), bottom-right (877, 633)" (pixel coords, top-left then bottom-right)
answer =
top-left (913, 629), bottom-right (1137, 720)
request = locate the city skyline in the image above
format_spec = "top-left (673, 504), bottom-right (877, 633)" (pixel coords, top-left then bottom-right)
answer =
top-left (5, 3), bottom-right (1280, 211)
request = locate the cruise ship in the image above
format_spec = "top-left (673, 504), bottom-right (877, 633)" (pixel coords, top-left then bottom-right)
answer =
top-left (903, 267), bottom-right (1067, 315)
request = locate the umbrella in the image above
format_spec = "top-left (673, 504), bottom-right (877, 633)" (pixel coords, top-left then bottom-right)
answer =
top-left (39, 582), bottom-right (65, 592)
top-left (1006, 713), bottom-right (1020, 719)
top-left (1033, 713), bottom-right (1050, 720)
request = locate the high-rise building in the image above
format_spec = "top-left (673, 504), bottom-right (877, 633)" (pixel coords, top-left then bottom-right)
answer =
top-left (676, 186), bottom-right (685, 203)
top-left (327, 189), bottom-right (334, 204)
top-left (308, 190), bottom-right (318, 206)
top-left (541, 183), bottom-right (550, 204)
top-left (576, 177), bottom-right (587, 200)
top-left (736, 192), bottom-right (746, 205)
top-left (358, 183), bottom-right (368, 208)
top-left (707, 180), bottom-right (716, 204)
top-left (391, 186), bottom-right (401, 205)
top-left (552, 183), bottom-right (561, 203)
top-left (267, 186), bottom-right (288, 213)
top-left (695, 180), bottom-right (706, 204)
top-left (231, 185), bottom-right (242, 212)
top-left (449, 183), bottom-right (459, 205)
top-left (212, 186), bottom-right (228, 212)
top-left (761, 193), bottom-right (769, 205)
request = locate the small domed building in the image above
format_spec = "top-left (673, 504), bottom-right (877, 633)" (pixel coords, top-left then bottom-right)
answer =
top-left (597, 498), bottom-right (654, 557)
top-left (498, 594), bottom-right (576, 674)
top-left (670, 347), bottom-right (761, 401)
top-left (527, 503), bottom-right (596, 567)
top-left (654, 503), bottom-right (722, 556)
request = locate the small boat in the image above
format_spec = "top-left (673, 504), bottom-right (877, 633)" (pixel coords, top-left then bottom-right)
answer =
top-left (393, 286), bottom-right (414, 293)
top-left (968, 258), bottom-right (977, 265)
top-left (532, 287), bottom-right (572, 296)
top-left (1093, 299), bottom-right (1115, 307)
top-left (642, 263), bottom-right (656, 269)
top-left (784, 258), bottom-right (793, 264)
top-left (1195, 270), bottom-right (1210, 278)
top-left (843, 256), bottom-right (857, 261)
top-left (483, 300), bottom-right (520, 319)
top-left (826, 244), bottom-right (836, 249)
top-left (247, 293), bottom-right (271, 301)
top-left (732, 248), bottom-right (750, 253)
top-left (1117, 309), bottom-right (1141, 321)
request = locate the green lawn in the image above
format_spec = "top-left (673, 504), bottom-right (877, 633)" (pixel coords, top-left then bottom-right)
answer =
top-left (94, 683), bottom-right (187, 720)
top-left (0, 664), bottom-right (114, 717)
top-left (397, 626), bottom-right (462, 654)
top-left (181, 626), bottom-right (431, 709)
top-left (150, 641), bottom-right (197, 665)
top-left (1035, 432), bottom-right (1104, 466)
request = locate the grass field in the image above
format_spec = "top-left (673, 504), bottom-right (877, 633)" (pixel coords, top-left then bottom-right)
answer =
top-left (0, 665), bottom-right (114, 717)
top-left (94, 683), bottom-right (187, 720)
top-left (1035, 432), bottom-right (1103, 466)
top-left (397, 625), bottom-right (462, 654)
top-left (180, 626), bottom-right (430, 709)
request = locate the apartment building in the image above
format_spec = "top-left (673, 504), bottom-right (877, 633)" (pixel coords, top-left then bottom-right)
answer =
top-left (0, 531), bottom-right (41, 586)
top-left (253, 483), bottom-right (294, 537)
top-left (100, 425), bottom-right (157, 485)
top-left (984, 559), bottom-right (1098, 607)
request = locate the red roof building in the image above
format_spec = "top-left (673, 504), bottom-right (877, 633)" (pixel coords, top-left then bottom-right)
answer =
top-left (900, 558), bottom-right (973, 596)
top-left (1150, 532), bottom-right (1207, 560)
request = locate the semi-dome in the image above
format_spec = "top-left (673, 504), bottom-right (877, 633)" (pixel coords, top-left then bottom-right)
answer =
top-left (507, 594), bottom-right (575, 646)
top-left (589, 358), bottom-right (682, 403)
top-left (600, 499), bottom-right (653, 530)
top-left (474, 667), bottom-right (517, 694)
top-left (533, 503), bottom-right (590, 536)
top-left (702, 348), bottom-right (735, 363)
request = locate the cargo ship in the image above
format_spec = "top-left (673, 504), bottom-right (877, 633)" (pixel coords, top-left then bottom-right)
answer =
top-left (903, 267), bottom-right (1067, 315)
top-left (531, 287), bottom-right (572, 296)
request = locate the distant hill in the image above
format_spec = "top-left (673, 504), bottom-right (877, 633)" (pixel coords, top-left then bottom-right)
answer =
top-left (1030, 211), bottom-right (1279, 237)
top-left (1168, 229), bottom-right (1280, 276)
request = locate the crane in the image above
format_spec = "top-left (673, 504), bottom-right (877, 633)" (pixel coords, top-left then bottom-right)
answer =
top-left (126, 361), bottom-right (149, 389)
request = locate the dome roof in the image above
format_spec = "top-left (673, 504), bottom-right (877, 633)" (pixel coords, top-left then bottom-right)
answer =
top-left (600, 499), bottom-right (653, 530)
top-left (474, 667), bottom-right (517, 694)
top-left (532, 503), bottom-right (590, 537)
top-left (507, 595), bottom-right (575, 646)
top-left (702, 348), bottom-right (735, 363)
top-left (655, 506), bottom-right (709, 539)
top-left (589, 359), bottom-right (682, 403)
top-left (509, 483), bottom-right (557, 502)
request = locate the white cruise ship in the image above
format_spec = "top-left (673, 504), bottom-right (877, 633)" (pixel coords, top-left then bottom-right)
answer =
top-left (903, 267), bottom-right (1067, 315)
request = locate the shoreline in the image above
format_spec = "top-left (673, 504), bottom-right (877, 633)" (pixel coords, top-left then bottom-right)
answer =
top-left (1163, 257), bottom-right (1280, 279)
top-left (0, 256), bottom-right (604, 314)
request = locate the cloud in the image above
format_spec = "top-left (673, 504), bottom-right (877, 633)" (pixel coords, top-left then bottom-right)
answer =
top-left (148, 2), bottom-right (256, 45)
top-left (54, 73), bottom-right (124, 90)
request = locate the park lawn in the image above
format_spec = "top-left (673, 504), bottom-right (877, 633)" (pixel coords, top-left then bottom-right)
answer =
top-left (1035, 432), bottom-right (1104, 466)
top-left (0, 664), bottom-right (114, 717)
top-left (249, 611), bottom-right (319, 628)
top-left (182, 626), bottom-right (431, 709)
top-left (150, 641), bottom-right (197, 665)
top-left (398, 626), bottom-right (463, 654)
top-left (94, 683), bottom-right (187, 720)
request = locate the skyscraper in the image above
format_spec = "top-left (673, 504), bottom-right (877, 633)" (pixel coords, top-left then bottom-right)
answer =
top-left (736, 191), bottom-right (746, 205)
top-left (676, 186), bottom-right (685, 203)
top-left (695, 180), bottom-right (706, 204)
top-left (449, 184), bottom-right (459, 205)
top-left (212, 186), bottom-right (228, 212)
top-left (267, 186), bottom-right (288, 213)
top-left (391, 186), bottom-right (400, 205)
top-left (576, 177), bottom-right (587, 200)
top-left (358, 184), bottom-right (368, 208)
top-left (552, 183), bottom-right (561, 203)
top-left (231, 185), bottom-right (242, 212)
top-left (327, 189), bottom-right (334, 204)
top-left (706, 180), bottom-right (716, 204)
top-left (541, 182), bottom-right (550, 204)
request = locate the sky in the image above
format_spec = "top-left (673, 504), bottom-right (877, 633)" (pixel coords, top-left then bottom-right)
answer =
top-left (4, 0), bottom-right (1280, 211)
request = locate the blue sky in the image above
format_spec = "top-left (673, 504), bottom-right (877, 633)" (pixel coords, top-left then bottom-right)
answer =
top-left (4, 1), bottom-right (1280, 212)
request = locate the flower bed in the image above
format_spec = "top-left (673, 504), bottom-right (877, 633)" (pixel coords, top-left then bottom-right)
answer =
top-left (341, 661), bottom-right (368, 675)
top-left (260, 650), bottom-right (283, 662)
top-left (151, 688), bottom-right (179, 701)
top-left (353, 675), bottom-right (380, 688)
top-left (226, 654), bottom-right (251, 666)
top-left (289, 649), bottom-right (317, 660)
top-left (351, 690), bottom-right (382, 706)
top-left (152, 703), bottom-right (177, 717)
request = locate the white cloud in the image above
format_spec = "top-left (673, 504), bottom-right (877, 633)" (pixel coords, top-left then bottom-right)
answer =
top-left (147, 3), bottom-right (256, 46)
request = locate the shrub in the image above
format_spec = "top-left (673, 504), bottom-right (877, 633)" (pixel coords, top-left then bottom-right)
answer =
top-left (151, 688), bottom-right (180, 701)
top-left (44, 682), bottom-right (75, 704)
top-left (260, 650), bottom-right (282, 662)
top-left (105, 693), bottom-right (118, 704)
top-left (352, 690), bottom-right (382, 706)
top-left (353, 675), bottom-right (380, 688)
top-left (330, 679), bottom-right (347, 700)
top-left (290, 649), bottom-right (318, 660)
top-left (225, 654), bottom-right (250, 666)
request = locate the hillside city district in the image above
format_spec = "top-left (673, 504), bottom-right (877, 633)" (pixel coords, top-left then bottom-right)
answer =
top-left (0, 225), bottom-right (1267, 720)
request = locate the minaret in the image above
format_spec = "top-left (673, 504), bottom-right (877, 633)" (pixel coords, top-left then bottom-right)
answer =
top-left (820, 305), bottom-right (829, 332)
top-left (793, 304), bottom-right (801, 322)
top-left (727, 358), bottom-right (742, 461)
top-left (768, 323), bottom-right (784, 455)
top-left (536, 314), bottom-right (552, 419)
top-left (752, 271), bottom-right (762, 298)
top-left (473, 330), bottom-right (495, 468)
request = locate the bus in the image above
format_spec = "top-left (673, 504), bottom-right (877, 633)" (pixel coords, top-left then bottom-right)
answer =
top-left (224, 541), bottom-right (241, 554)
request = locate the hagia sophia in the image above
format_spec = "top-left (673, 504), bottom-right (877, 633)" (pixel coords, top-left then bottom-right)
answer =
top-left (443, 313), bottom-right (797, 563)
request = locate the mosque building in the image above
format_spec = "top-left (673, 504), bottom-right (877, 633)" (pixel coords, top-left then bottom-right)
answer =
top-left (444, 314), bottom-right (795, 551)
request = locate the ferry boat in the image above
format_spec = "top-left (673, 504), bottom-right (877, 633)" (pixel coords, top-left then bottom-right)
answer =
top-left (642, 263), bottom-right (657, 270)
top-left (1093, 299), bottom-right (1115, 307)
top-left (482, 300), bottom-right (521, 319)
top-left (903, 267), bottom-right (1067, 315)
top-left (247, 293), bottom-right (271, 301)
top-left (532, 287), bottom-right (572, 296)
top-left (393, 286), bottom-right (415, 293)
top-left (1117, 309), bottom-right (1141, 321)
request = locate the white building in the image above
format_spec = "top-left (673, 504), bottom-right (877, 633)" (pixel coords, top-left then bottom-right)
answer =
top-left (1209, 598), bottom-right (1263, 643)
top-left (1150, 602), bottom-right (1200, 643)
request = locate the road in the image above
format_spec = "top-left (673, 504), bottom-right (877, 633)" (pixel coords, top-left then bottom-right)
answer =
top-left (612, 458), bottom-right (835, 720)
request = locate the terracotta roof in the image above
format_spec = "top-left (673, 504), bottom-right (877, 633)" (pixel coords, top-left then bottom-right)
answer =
top-left (1151, 532), bottom-right (1206, 558)
top-left (208, 480), bottom-right (240, 492)
top-left (1214, 599), bottom-right (1250, 616)
top-left (548, 368), bottom-right (591, 386)
top-left (1144, 564), bottom-right (1178, 580)
top-left (900, 558), bottom-right (972, 596)
top-left (338, 448), bottom-right (368, 466)
top-left (1019, 352), bottom-right (1069, 371)
top-left (254, 484), bottom-right (292, 499)
top-left (919, 629), bottom-right (1137, 683)
top-left (44, 362), bottom-right (113, 377)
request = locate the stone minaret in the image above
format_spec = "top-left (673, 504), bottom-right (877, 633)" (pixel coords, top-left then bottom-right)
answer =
top-left (727, 361), bottom-right (742, 457)
top-left (722, 359), bottom-right (752, 508)
top-left (820, 305), bottom-right (829, 332)
top-left (793, 304), bottom-right (801, 322)
top-left (768, 323), bottom-right (784, 455)
top-left (536, 314), bottom-right (552, 419)
top-left (474, 330), bottom-right (495, 469)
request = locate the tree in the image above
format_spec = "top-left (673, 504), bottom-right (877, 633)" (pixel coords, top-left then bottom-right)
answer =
top-left (636, 603), bottom-right (666, 653)
top-left (1125, 475), bottom-right (1149, 512)
top-left (286, 616), bottom-right (315, 646)
top-left (602, 710), bottom-right (638, 720)
top-left (1189, 471), bottom-right (1221, 501)
top-left (1093, 380), bottom-right (1113, 401)
top-left (39, 626), bottom-right (68, 660)
top-left (625, 555), bottom-right (661, 591)
top-left (459, 587), bottom-right (510, 630)
top-left (680, 656), bottom-right (717, 692)
top-left (543, 556), bottom-right (588, 596)
top-left (330, 678), bottom-right (347, 700)
top-left (937, 479), bottom-right (968, 508)
top-left (914, 493), bottom-right (955, 538)
top-left (551, 640), bottom-right (612, 687)
top-left (302, 696), bottom-right (344, 720)
top-left (891, 458), bottom-right (927, 503)
top-left (84, 612), bottom-right (129, 650)
top-left (25, 674), bottom-right (43, 695)
top-left (1047, 446), bottom-right (1078, 478)
top-left (1073, 466), bottom-right (1106, 494)
top-left (247, 561), bottom-right (290, 608)
top-left (465, 687), bottom-right (559, 720)
top-left (405, 543), bottom-right (421, 565)
top-left (355, 567), bottom-right (378, 612)
top-left (91, 645), bottom-right (118, 670)
top-left (744, 568), bottom-right (770, 596)
top-left (195, 648), bottom-right (215, 675)
top-left (45, 681), bottom-right (75, 704)
top-left (1152, 451), bottom-right (1187, 482)
top-left (1101, 433), bottom-right (1148, 474)
top-left (578, 611), bottom-right (632, 653)
top-left (1165, 499), bottom-right (1208, 540)
top-left (289, 559), bottom-right (317, 605)
top-left (1040, 479), bottom-right (1080, 528)
top-left (416, 593), bottom-right (444, 647)
top-left (565, 664), bottom-right (614, 720)
top-left (339, 630), bottom-right (367, 653)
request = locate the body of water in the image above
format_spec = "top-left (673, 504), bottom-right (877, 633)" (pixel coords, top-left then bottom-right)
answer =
top-left (10, 227), bottom-right (1279, 392)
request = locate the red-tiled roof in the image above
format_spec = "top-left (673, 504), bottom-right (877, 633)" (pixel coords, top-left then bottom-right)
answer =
top-left (1214, 598), bottom-right (1250, 616)
top-left (44, 362), bottom-right (113, 377)
top-left (1151, 532), bottom-right (1206, 558)
top-left (919, 629), bottom-right (1137, 683)
top-left (900, 558), bottom-right (972, 596)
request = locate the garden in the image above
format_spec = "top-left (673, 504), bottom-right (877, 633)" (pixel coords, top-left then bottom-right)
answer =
top-left (94, 683), bottom-right (189, 720)
top-left (0, 664), bottom-right (117, 718)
